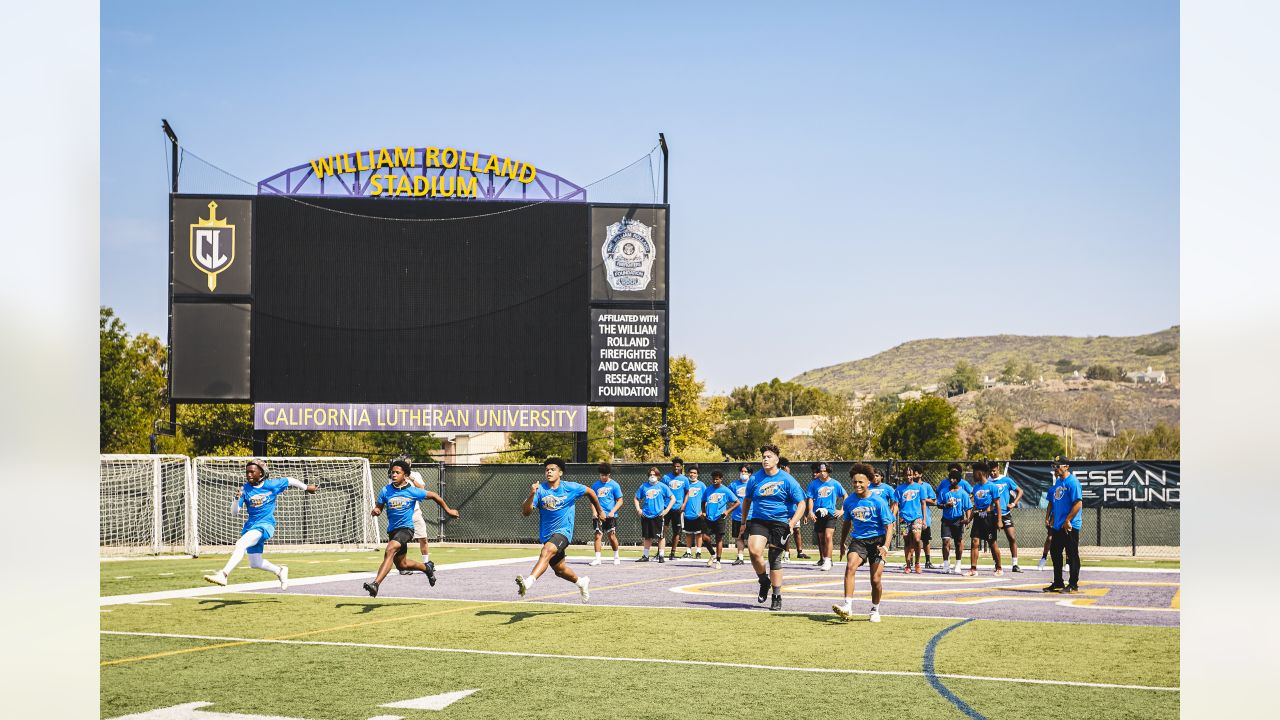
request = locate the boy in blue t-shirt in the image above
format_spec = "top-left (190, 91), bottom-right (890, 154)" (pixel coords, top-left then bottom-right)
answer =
top-left (806, 462), bottom-right (847, 571)
top-left (728, 464), bottom-right (751, 565)
top-left (204, 458), bottom-right (317, 590)
top-left (966, 461), bottom-right (1005, 577)
top-left (938, 478), bottom-right (972, 574)
top-left (701, 470), bottom-right (740, 568)
top-left (681, 466), bottom-right (709, 560)
top-left (662, 457), bottom-right (689, 559)
top-left (834, 463), bottom-right (895, 623)
top-left (989, 462), bottom-right (1025, 572)
top-left (362, 459), bottom-right (460, 597)
top-left (516, 457), bottom-right (604, 602)
top-left (738, 445), bottom-right (807, 611)
top-left (633, 466), bottom-right (676, 562)
top-left (590, 462), bottom-right (625, 566)
top-left (895, 465), bottom-right (930, 573)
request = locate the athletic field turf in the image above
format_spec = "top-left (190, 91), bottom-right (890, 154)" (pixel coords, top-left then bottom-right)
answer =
top-left (102, 548), bottom-right (1178, 719)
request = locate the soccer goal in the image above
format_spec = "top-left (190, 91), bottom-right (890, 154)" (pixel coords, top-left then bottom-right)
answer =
top-left (100, 454), bottom-right (197, 556)
top-left (192, 456), bottom-right (378, 554)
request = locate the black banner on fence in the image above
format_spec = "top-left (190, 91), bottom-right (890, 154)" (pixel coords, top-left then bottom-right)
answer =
top-left (1006, 461), bottom-right (1180, 509)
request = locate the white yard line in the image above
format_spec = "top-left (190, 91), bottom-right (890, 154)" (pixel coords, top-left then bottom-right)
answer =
top-left (100, 630), bottom-right (1178, 692)
top-left (99, 556), bottom-right (538, 606)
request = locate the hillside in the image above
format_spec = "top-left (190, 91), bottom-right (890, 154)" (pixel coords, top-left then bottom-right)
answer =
top-left (792, 327), bottom-right (1180, 397)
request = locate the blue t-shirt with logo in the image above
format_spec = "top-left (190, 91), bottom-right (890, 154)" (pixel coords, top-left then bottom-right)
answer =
top-left (240, 478), bottom-right (292, 533)
top-left (745, 469), bottom-right (806, 523)
top-left (991, 475), bottom-right (1020, 513)
top-left (704, 485), bottom-right (733, 521)
top-left (533, 481), bottom-right (588, 543)
top-left (592, 478), bottom-right (624, 517)
top-left (896, 483), bottom-right (928, 522)
top-left (635, 481), bottom-right (674, 518)
top-left (807, 479), bottom-right (848, 514)
top-left (940, 488), bottom-right (972, 521)
top-left (936, 478), bottom-right (974, 499)
top-left (663, 473), bottom-right (689, 508)
top-left (971, 482), bottom-right (1000, 513)
top-left (728, 478), bottom-right (749, 521)
top-left (842, 494), bottom-right (894, 540)
top-left (1050, 474), bottom-right (1084, 530)
top-left (868, 483), bottom-right (896, 507)
top-left (683, 480), bottom-right (707, 518)
top-left (377, 482), bottom-right (428, 532)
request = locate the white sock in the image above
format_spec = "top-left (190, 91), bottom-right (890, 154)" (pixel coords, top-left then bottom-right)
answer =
top-left (642, 548), bottom-right (650, 557)
top-left (576, 577), bottom-right (588, 587)
top-left (871, 603), bottom-right (879, 612)
top-left (524, 575), bottom-right (537, 588)
top-left (737, 552), bottom-right (743, 560)
top-left (1011, 555), bottom-right (1019, 564)
top-left (613, 550), bottom-right (619, 558)
top-left (423, 553), bottom-right (430, 563)
top-left (594, 552), bottom-right (601, 559)
top-left (843, 596), bottom-right (853, 607)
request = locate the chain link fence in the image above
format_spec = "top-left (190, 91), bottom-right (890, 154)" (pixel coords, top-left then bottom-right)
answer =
top-left (422, 460), bottom-right (1178, 559)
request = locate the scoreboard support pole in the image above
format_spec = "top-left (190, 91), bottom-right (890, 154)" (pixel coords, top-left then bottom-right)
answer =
top-left (573, 432), bottom-right (588, 463)
top-left (253, 429), bottom-right (268, 457)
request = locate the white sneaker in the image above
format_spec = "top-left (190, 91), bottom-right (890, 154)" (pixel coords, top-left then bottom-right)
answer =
top-left (613, 557), bottom-right (620, 566)
top-left (832, 604), bottom-right (854, 621)
top-left (782, 552), bottom-right (790, 563)
top-left (820, 559), bottom-right (832, 571)
top-left (589, 558), bottom-right (601, 566)
top-left (578, 576), bottom-right (591, 603)
top-left (706, 558), bottom-right (715, 568)
top-left (203, 571), bottom-right (228, 586)
top-left (712, 560), bottom-right (721, 569)
top-left (994, 569), bottom-right (1004, 577)
top-left (942, 565), bottom-right (951, 574)
top-left (869, 609), bottom-right (881, 623)
top-left (277, 565), bottom-right (289, 590)
top-left (515, 575), bottom-right (529, 596)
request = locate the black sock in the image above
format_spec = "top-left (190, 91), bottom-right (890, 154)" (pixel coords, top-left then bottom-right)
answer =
top-left (758, 572), bottom-right (769, 584)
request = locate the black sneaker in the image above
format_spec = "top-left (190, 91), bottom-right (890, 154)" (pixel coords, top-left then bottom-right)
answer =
top-left (636, 555), bottom-right (650, 562)
top-left (925, 562), bottom-right (937, 569)
top-left (1042, 584), bottom-right (1065, 593)
top-left (757, 578), bottom-right (770, 603)
top-left (682, 551), bottom-right (692, 559)
top-left (398, 570), bottom-right (414, 576)
top-left (425, 560), bottom-right (437, 587)
top-left (657, 555), bottom-right (665, 564)
top-left (797, 553), bottom-right (811, 560)
top-left (732, 558), bottom-right (744, 566)
top-left (1064, 585), bottom-right (1080, 594)
top-left (1012, 565), bottom-right (1023, 573)
top-left (363, 581), bottom-right (379, 597)
top-left (770, 594), bottom-right (782, 611)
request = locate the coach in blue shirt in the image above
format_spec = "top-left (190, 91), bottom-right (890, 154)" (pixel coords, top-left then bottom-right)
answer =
top-left (1044, 456), bottom-right (1084, 593)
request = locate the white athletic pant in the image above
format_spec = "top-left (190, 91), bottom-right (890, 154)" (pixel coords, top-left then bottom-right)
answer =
top-left (220, 530), bottom-right (281, 577)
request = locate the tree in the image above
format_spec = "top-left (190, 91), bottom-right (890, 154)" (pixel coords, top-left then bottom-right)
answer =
top-left (725, 378), bottom-right (838, 419)
top-left (1098, 422), bottom-right (1179, 459)
top-left (713, 417), bottom-right (777, 460)
top-left (100, 307), bottom-right (168, 452)
top-left (1011, 427), bottom-right (1065, 460)
top-left (875, 396), bottom-right (962, 460)
top-left (967, 413), bottom-right (1016, 459)
top-left (1085, 365), bottom-right (1122, 381)
top-left (941, 360), bottom-right (982, 397)
top-left (998, 360), bottom-right (1019, 384)
top-left (616, 356), bottom-right (717, 461)
top-left (508, 409), bottom-right (613, 463)
top-left (812, 396), bottom-right (895, 460)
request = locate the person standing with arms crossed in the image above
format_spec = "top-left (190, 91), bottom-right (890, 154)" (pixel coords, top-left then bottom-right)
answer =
top-left (1043, 456), bottom-right (1083, 593)
top-left (806, 462), bottom-right (847, 571)
top-left (681, 466), bottom-right (708, 560)
top-left (737, 445), bottom-right (807, 611)
top-left (662, 457), bottom-right (689, 560)
top-left (701, 471), bottom-right (739, 568)
top-left (729, 464), bottom-right (751, 565)
top-left (633, 466), bottom-right (675, 562)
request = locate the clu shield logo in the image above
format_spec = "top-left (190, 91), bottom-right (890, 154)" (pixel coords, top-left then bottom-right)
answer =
top-left (602, 218), bottom-right (655, 291)
top-left (190, 201), bottom-right (235, 291)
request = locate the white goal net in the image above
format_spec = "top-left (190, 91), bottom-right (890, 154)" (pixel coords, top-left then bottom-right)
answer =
top-left (192, 456), bottom-right (377, 553)
top-left (100, 455), bottom-right (196, 556)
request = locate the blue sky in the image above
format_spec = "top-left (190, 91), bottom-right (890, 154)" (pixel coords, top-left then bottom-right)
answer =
top-left (102, 1), bottom-right (1178, 394)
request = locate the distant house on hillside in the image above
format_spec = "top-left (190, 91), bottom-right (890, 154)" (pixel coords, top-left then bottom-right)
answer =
top-left (897, 390), bottom-right (923, 401)
top-left (765, 415), bottom-right (821, 438)
top-left (1126, 366), bottom-right (1168, 384)
top-left (982, 375), bottom-right (998, 389)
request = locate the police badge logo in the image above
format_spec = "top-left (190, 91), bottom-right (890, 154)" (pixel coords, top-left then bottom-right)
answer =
top-left (602, 218), bottom-right (655, 291)
top-left (189, 201), bottom-right (235, 291)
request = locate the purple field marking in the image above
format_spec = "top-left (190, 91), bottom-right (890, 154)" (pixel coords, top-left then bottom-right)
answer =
top-left (257, 559), bottom-right (1179, 628)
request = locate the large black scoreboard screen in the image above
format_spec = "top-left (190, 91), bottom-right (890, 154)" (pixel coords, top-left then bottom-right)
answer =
top-left (169, 194), bottom-right (668, 407)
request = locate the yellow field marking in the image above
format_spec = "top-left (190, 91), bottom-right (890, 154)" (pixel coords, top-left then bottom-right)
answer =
top-left (536, 569), bottom-right (719, 601)
top-left (101, 600), bottom-right (506, 668)
top-left (1170, 590), bottom-right (1180, 609)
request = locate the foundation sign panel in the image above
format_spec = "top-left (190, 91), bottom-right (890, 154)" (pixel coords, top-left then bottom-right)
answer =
top-left (590, 308), bottom-right (666, 404)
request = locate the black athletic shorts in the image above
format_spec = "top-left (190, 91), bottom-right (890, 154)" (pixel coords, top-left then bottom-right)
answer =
top-left (593, 517), bottom-right (618, 535)
top-left (683, 516), bottom-right (704, 535)
top-left (731, 519), bottom-right (743, 537)
top-left (668, 513), bottom-right (685, 533)
top-left (942, 518), bottom-right (965, 545)
top-left (1001, 513), bottom-right (1015, 529)
top-left (641, 515), bottom-right (663, 540)
top-left (703, 516), bottom-right (726, 539)
top-left (546, 532), bottom-right (571, 565)
top-left (971, 512), bottom-right (998, 543)
top-left (388, 527), bottom-right (414, 561)
top-left (847, 535), bottom-right (886, 565)
top-left (747, 519), bottom-right (791, 549)
top-left (814, 514), bottom-right (839, 532)
top-left (922, 524), bottom-right (933, 544)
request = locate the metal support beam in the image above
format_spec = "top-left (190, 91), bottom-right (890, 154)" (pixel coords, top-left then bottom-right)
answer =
top-left (573, 432), bottom-right (589, 463)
